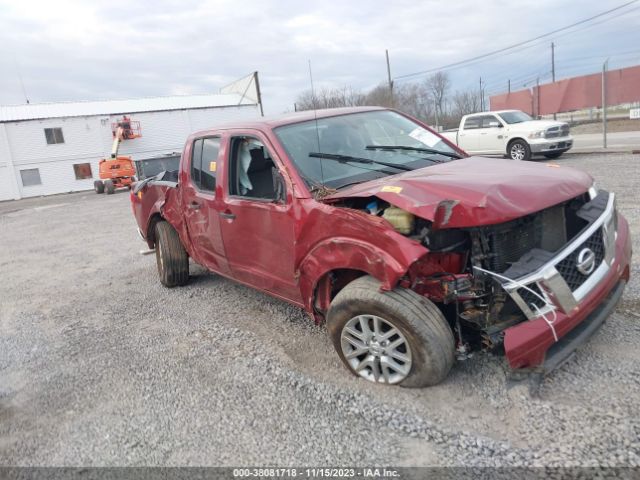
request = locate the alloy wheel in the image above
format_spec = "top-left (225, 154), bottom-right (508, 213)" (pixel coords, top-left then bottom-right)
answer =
top-left (340, 314), bottom-right (412, 384)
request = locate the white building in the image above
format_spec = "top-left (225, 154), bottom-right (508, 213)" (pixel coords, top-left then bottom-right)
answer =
top-left (0, 73), bottom-right (263, 201)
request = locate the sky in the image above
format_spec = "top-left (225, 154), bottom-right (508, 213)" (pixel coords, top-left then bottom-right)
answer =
top-left (1, 0), bottom-right (639, 115)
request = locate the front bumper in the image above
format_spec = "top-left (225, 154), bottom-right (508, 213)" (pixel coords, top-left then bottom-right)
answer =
top-left (502, 195), bottom-right (632, 369)
top-left (529, 136), bottom-right (573, 154)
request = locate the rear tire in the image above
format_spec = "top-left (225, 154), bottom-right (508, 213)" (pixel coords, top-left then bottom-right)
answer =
top-left (94, 180), bottom-right (104, 194)
top-left (326, 276), bottom-right (455, 387)
top-left (104, 180), bottom-right (115, 195)
top-left (544, 152), bottom-right (563, 159)
top-left (155, 221), bottom-right (189, 287)
top-left (508, 139), bottom-right (531, 161)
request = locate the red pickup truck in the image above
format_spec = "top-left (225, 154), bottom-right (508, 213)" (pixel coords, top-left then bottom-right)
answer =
top-left (130, 107), bottom-right (631, 388)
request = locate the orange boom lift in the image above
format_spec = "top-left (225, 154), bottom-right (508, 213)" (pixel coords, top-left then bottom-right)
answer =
top-left (94, 116), bottom-right (141, 195)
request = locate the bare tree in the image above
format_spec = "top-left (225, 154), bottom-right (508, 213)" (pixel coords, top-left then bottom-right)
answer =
top-left (451, 89), bottom-right (482, 119)
top-left (295, 86), bottom-right (365, 111)
top-left (425, 72), bottom-right (451, 122)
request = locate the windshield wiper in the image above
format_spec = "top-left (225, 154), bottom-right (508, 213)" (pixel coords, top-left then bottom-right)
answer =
top-left (365, 145), bottom-right (462, 160)
top-left (309, 152), bottom-right (412, 171)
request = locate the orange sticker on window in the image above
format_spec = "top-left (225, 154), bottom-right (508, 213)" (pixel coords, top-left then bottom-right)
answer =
top-left (209, 161), bottom-right (217, 172)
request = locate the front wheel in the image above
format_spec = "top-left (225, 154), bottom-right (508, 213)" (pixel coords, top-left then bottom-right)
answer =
top-left (104, 180), bottom-right (115, 195)
top-left (508, 140), bottom-right (531, 160)
top-left (326, 276), bottom-right (455, 387)
top-left (155, 221), bottom-right (189, 287)
top-left (544, 152), bottom-right (563, 159)
top-left (94, 180), bottom-right (104, 194)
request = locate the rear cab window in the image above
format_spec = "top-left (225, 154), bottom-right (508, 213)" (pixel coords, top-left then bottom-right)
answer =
top-left (190, 136), bottom-right (220, 194)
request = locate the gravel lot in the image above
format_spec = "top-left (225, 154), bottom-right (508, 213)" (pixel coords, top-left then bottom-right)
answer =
top-left (1, 152), bottom-right (639, 467)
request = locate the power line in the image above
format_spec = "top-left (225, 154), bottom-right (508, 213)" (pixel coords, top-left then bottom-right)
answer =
top-left (394, 0), bottom-right (639, 81)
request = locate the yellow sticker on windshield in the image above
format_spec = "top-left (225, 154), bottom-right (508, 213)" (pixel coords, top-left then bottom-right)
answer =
top-left (209, 161), bottom-right (217, 172)
top-left (381, 186), bottom-right (403, 193)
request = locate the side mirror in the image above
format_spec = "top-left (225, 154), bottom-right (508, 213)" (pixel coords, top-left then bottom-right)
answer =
top-left (272, 168), bottom-right (287, 204)
top-left (488, 121), bottom-right (502, 128)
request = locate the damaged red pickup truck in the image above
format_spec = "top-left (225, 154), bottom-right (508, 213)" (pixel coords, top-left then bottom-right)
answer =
top-left (130, 107), bottom-right (631, 388)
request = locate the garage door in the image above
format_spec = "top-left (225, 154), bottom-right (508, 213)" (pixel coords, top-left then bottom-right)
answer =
top-left (0, 165), bottom-right (17, 201)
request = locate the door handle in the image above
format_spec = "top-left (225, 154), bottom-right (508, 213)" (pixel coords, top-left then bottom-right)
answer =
top-left (188, 202), bottom-right (201, 210)
top-left (219, 211), bottom-right (236, 220)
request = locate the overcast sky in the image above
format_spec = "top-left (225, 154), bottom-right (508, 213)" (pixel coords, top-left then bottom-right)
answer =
top-left (1, 0), bottom-right (639, 114)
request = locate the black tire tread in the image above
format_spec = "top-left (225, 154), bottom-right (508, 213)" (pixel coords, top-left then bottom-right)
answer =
top-left (508, 139), bottom-right (531, 161)
top-left (327, 275), bottom-right (455, 387)
top-left (104, 180), bottom-right (115, 195)
top-left (155, 221), bottom-right (189, 287)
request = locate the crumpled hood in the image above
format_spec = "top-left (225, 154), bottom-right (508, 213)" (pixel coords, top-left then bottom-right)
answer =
top-left (323, 157), bottom-right (592, 228)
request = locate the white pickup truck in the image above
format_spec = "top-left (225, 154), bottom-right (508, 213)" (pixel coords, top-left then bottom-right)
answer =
top-left (442, 110), bottom-right (573, 161)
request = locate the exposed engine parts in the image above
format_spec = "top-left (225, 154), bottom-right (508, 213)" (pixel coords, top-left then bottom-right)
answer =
top-left (334, 191), bottom-right (608, 357)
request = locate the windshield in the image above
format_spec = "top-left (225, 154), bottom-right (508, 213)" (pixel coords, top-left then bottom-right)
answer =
top-left (497, 111), bottom-right (533, 124)
top-left (274, 110), bottom-right (460, 190)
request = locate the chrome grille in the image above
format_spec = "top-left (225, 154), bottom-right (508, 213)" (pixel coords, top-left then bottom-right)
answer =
top-left (555, 228), bottom-right (605, 291)
top-left (545, 124), bottom-right (570, 138)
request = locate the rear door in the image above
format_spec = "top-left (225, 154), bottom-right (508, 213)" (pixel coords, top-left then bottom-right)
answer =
top-left (181, 134), bottom-right (230, 274)
top-left (217, 131), bottom-right (302, 305)
top-left (457, 116), bottom-right (482, 152)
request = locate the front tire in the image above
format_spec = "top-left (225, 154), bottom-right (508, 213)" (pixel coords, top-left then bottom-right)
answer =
top-left (155, 221), bottom-right (189, 287)
top-left (508, 139), bottom-right (531, 161)
top-left (326, 276), bottom-right (455, 387)
top-left (94, 180), bottom-right (104, 194)
top-left (104, 180), bottom-right (115, 194)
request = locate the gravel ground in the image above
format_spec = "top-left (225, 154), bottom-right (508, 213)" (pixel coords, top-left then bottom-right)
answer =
top-left (0, 153), bottom-right (638, 467)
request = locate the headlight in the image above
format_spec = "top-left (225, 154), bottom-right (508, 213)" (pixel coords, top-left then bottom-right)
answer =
top-left (528, 130), bottom-right (546, 139)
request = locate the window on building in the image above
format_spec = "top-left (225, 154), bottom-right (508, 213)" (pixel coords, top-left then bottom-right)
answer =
top-left (44, 128), bottom-right (65, 144)
top-left (190, 137), bottom-right (219, 193)
top-left (73, 163), bottom-right (93, 180)
top-left (20, 168), bottom-right (42, 187)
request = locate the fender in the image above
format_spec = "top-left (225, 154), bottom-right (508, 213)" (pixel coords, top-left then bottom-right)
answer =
top-left (297, 236), bottom-right (425, 314)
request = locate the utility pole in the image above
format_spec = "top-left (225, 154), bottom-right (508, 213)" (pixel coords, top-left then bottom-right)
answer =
top-left (536, 77), bottom-right (540, 118)
top-left (551, 42), bottom-right (556, 120)
top-left (434, 97), bottom-right (439, 131)
top-left (385, 49), bottom-right (394, 107)
top-left (602, 58), bottom-right (609, 148)
top-left (551, 43), bottom-right (556, 82)
top-left (508, 79), bottom-right (511, 94)
top-left (479, 77), bottom-right (484, 110)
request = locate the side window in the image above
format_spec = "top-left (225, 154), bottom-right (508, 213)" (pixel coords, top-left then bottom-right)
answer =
top-left (200, 138), bottom-right (219, 192)
top-left (191, 139), bottom-right (203, 186)
top-left (190, 137), bottom-right (219, 193)
top-left (229, 136), bottom-right (280, 200)
top-left (480, 115), bottom-right (501, 128)
top-left (463, 117), bottom-right (481, 130)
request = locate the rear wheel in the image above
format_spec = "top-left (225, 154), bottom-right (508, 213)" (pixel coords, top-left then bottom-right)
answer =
top-left (104, 180), bottom-right (115, 195)
top-left (544, 152), bottom-right (563, 159)
top-left (326, 276), bottom-right (455, 387)
top-left (155, 221), bottom-right (189, 287)
top-left (94, 180), bottom-right (104, 194)
top-left (508, 139), bottom-right (531, 160)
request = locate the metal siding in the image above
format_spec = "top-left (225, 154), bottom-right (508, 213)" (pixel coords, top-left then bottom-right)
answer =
top-left (0, 125), bottom-right (19, 201)
top-left (3, 105), bottom-right (261, 199)
top-left (187, 105), bottom-right (260, 132)
top-left (0, 93), bottom-right (256, 122)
